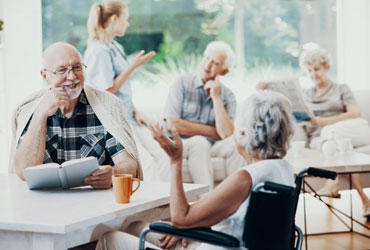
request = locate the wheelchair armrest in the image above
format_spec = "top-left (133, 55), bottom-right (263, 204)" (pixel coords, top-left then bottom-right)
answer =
top-left (297, 167), bottom-right (337, 180)
top-left (149, 222), bottom-right (240, 248)
top-left (307, 167), bottom-right (337, 180)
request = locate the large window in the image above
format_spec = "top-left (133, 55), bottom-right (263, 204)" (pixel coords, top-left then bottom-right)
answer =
top-left (42, 0), bottom-right (337, 103)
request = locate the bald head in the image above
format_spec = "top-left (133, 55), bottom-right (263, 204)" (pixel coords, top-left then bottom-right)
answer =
top-left (42, 42), bottom-right (82, 70)
top-left (40, 42), bottom-right (85, 100)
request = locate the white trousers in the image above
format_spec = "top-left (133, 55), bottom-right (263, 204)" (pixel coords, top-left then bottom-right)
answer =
top-left (182, 136), bottom-right (213, 189)
top-left (309, 118), bottom-right (370, 150)
top-left (182, 135), bottom-right (245, 189)
top-left (134, 125), bottom-right (171, 182)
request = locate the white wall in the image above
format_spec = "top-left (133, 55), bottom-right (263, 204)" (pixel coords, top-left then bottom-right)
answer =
top-left (0, 0), bottom-right (6, 173)
top-left (0, 0), bottom-right (43, 172)
top-left (337, 0), bottom-right (370, 90)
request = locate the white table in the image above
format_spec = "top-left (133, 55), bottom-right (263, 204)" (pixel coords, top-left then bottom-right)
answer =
top-left (0, 174), bottom-right (208, 250)
top-left (285, 149), bottom-right (370, 174)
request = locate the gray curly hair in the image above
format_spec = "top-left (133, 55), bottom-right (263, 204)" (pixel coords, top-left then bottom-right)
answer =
top-left (299, 45), bottom-right (332, 71)
top-left (236, 92), bottom-right (295, 159)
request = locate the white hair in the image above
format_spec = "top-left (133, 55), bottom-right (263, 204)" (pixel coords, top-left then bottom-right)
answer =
top-left (236, 92), bottom-right (295, 159)
top-left (204, 41), bottom-right (235, 70)
top-left (299, 45), bottom-right (332, 70)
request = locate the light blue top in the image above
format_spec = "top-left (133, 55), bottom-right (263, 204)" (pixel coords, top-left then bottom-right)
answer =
top-left (197, 159), bottom-right (295, 250)
top-left (84, 41), bottom-right (136, 125)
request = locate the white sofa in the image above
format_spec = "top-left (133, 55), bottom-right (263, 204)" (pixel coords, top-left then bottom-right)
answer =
top-left (349, 90), bottom-right (370, 154)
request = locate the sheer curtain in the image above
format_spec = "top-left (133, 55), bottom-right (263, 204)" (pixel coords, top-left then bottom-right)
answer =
top-left (337, 0), bottom-right (370, 91)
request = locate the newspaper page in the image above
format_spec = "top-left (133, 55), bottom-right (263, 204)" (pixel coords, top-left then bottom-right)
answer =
top-left (265, 78), bottom-right (314, 123)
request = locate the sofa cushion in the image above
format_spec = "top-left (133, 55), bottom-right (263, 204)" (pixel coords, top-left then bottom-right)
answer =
top-left (354, 90), bottom-right (370, 123)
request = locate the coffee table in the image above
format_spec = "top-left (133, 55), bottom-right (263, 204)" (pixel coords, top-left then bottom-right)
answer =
top-left (285, 148), bottom-right (370, 174)
top-left (285, 149), bottom-right (370, 248)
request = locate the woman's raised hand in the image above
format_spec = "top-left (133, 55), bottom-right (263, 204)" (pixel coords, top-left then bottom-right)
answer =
top-left (131, 50), bottom-right (156, 68)
top-left (149, 124), bottom-right (183, 164)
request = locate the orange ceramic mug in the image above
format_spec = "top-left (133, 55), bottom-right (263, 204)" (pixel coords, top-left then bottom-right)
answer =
top-left (112, 174), bottom-right (140, 203)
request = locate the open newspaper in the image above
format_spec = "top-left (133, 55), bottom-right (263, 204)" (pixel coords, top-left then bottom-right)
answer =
top-left (265, 78), bottom-right (314, 123)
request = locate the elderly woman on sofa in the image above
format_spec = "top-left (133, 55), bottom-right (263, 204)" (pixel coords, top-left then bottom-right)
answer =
top-left (299, 46), bottom-right (370, 218)
top-left (259, 44), bottom-right (370, 218)
top-left (299, 46), bottom-right (370, 150)
top-left (95, 92), bottom-right (296, 250)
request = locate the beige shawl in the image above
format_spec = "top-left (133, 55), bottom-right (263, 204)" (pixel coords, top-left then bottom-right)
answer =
top-left (9, 85), bottom-right (143, 180)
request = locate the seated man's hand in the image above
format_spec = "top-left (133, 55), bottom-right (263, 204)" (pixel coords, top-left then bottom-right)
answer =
top-left (204, 78), bottom-right (221, 99)
top-left (158, 234), bottom-right (189, 249)
top-left (84, 165), bottom-right (113, 189)
top-left (211, 130), bottom-right (221, 141)
top-left (34, 87), bottom-right (70, 119)
top-left (134, 109), bottom-right (150, 127)
top-left (309, 117), bottom-right (329, 128)
top-left (256, 82), bottom-right (268, 90)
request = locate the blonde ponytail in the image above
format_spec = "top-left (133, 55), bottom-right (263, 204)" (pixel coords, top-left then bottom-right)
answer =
top-left (87, 1), bottom-right (127, 47)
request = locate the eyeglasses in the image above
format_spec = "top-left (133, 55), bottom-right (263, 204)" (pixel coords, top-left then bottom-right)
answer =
top-left (43, 64), bottom-right (87, 75)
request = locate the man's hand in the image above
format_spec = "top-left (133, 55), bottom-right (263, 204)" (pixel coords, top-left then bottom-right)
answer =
top-left (134, 109), bottom-right (150, 127)
top-left (158, 234), bottom-right (189, 249)
top-left (309, 117), bottom-right (329, 128)
top-left (204, 78), bottom-right (221, 99)
top-left (211, 130), bottom-right (221, 141)
top-left (84, 165), bottom-right (113, 189)
top-left (34, 87), bottom-right (69, 119)
top-left (256, 82), bottom-right (268, 90)
top-left (149, 124), bottom-right (183, 164)
top-left (131, 50), bottom-right (156, 68)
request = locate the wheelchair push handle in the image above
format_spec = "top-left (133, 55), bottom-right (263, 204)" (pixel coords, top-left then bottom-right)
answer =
top-left (263, 181), bottom-right (294, 195)
top-left (307, 167), bottom-right (337, 180)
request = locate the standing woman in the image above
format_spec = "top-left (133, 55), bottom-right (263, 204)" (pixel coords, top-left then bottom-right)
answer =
top-left (85, 0), bottom-right (155, 127)
top-left (85, 1), bottom-right (173, 181)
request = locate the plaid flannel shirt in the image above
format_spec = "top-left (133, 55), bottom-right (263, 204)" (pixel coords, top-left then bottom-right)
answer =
top-left (19, 90), bottom-right (125, 165)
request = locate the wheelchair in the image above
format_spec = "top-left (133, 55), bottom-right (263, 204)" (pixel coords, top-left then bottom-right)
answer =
top-left (139, 167), bottom-right (337, 250)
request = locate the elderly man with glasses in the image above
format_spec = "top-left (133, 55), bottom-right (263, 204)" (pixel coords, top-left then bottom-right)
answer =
top-left (10, 42), bottom-right (142, 189)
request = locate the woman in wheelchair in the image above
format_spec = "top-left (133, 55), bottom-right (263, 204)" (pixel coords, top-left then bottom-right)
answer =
top-left (95, 92), bottom-right (296, 250)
